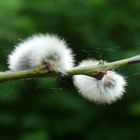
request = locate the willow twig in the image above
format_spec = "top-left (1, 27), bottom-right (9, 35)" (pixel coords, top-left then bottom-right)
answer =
top-left (0, 55), bottom-right (140, 83)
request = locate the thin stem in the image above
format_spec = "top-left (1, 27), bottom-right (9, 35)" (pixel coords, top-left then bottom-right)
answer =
top-left (0, 54), bottom-right (140, 83)
top-left (67, 55), bottom-right (140, 75)
top-left (0, 66), bottom-right (51, 83)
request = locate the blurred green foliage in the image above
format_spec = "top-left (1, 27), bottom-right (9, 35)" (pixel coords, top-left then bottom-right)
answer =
top-left (0, 0), bottom-right (140, 140)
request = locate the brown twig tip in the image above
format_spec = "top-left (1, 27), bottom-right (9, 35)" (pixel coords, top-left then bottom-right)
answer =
top-left (128, 55), bottom-right (140, 64)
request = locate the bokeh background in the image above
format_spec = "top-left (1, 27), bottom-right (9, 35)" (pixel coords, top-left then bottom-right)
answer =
top-left (0, 0), bottom-right (140, 140)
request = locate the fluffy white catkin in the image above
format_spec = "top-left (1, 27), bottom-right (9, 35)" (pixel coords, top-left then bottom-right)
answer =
top-left (8, 34), bottom-right (75, 73)
top-left (73, 59), bottom-right (127, 104)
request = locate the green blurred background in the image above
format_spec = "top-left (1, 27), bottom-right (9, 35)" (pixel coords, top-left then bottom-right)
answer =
top-left (0, 0), bottom-right (140, 140)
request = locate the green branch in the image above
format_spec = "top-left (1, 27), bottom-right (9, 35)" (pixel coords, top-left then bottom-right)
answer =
top-left (0, 55), bottom-right (140, 83)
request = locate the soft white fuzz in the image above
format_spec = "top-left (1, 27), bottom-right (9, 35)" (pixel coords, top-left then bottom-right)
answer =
top-left (8, 34), bottom-right (75, 72)
top-left (73, 59), bottom-right (127, 104)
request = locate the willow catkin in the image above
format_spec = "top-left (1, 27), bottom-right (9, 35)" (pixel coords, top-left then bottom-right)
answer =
top-left (73, 59), bottom-right (127, 104)
top-left (8, 34), bottom-right (75, 73)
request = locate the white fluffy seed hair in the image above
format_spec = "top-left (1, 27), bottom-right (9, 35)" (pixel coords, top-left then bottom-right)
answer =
top-left (73, 59), bottom-right (127, 104)
top-left (8, 34), bottom-right (75, 72)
